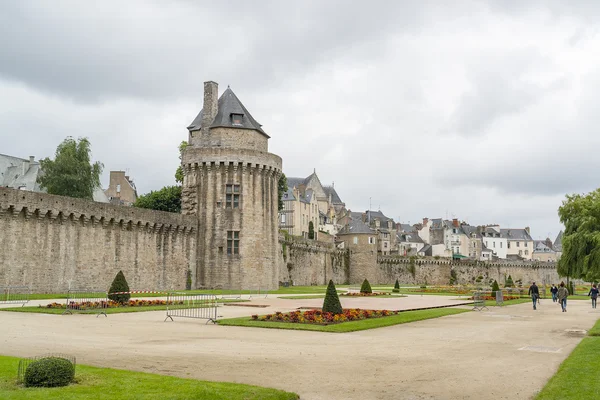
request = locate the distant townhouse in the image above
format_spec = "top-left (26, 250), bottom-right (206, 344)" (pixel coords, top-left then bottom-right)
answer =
top-left (336, 211), bottom-right (377, 250)
top-left (501, 228), bottom-right (534, 260)
top-left (553, 231), bottom-right (563, 259)
top-left (105, 171), bottom-right (138, 206)
top-left (461, 224), bottom-right (483, 260)
top-left (533, 240), bottom-right (559, 262)
top-left (480, 225), bottom-right (508, 259)
top-left (365, 210), bottom-right (397, 255)
top-left (280, 170), bottom-right (345, 238)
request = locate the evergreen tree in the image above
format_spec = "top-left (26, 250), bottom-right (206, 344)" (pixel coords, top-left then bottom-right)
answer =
top-left (491, 280), bottom-right (500, 296)
top-left (37, 137), bottom-right (103, 200)
top-left (108, 270), bottom-right (131, 305)
top-left (308, 221), bottom-right (315, 240)
top-left (392, 279), bottom-right (400, 293)
top-left (505, 275), bottom-right (514, 288)
top-left (278, 173), bottom-right (287, 212)
top-left (360, 279), bottom-right (372, 294)
top-left (322, 280), bottom-right (343, 314)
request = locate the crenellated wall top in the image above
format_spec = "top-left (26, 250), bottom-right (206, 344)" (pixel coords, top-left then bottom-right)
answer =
top-left (0, 187), bottom-right (197, 233)
top-left (182, 147), bottom-right (282, 173)
top-left (376, 255), bottom-right (557, 269)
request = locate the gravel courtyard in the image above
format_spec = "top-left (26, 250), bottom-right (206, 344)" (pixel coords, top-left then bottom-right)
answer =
top-left (1, 295), bottom-right (596, 400)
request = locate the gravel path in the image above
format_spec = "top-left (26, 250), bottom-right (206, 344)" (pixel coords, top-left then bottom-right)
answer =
top-left (1, 295), bottom-right (596, 399)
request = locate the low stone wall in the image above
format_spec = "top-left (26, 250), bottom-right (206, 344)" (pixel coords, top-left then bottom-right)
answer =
top-left (0, 187), bottom-right (197, 293)
top-left (278, 237), bottom-right (348, 286)
top-left (377, 256), bottom-right (560, 286)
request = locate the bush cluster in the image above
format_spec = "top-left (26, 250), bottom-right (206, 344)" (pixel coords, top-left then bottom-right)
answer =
top-left (24, 357), bottom-right (75, 388)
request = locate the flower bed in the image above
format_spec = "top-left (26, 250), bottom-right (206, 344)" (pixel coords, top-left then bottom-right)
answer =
top-left (250, 308), bottom-right (397, 325)
top-left (41, 299), bottom-right (184, 310)
top-left (340, 292), bottom-right (390, 297)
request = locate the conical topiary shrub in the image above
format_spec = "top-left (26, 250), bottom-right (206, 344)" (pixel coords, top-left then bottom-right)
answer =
top-left (360, 279), bottom-right (372, 294)
top-left (505, 275), bottom-right (514, 288)
top-left (392, 279), bottom-right (400, 293)
top-left (108, 270), bottom-right (130, 305)
top-left (322, 280), bottom-right (343, 315)
top-left (491, 280), bottom-right (500, 297)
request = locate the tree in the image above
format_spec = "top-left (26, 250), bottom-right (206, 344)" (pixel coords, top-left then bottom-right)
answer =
top-left (278, 173), bottom-right (287, 211)
top-left (392, 279), bottom-right (400, 293)
top-left (175, 141), bottom-right (189, 184)
top-left (322, 279), bottom-right (343, 314)
top-left (308, 221), bottom-right (315, 239)
top-left (491, 280), bottom-right (500, 296)
top-left (558, 189), bottom-right (600, 282)
top-left (37, 137), bottom-right (103, 200)
top-left (108, 270), bottom-right (130, 305)
top-left (360, 279), bottom-right (372, 294)
top-left (505, 275), bottom-right (514, 288)
top-left (134, 186), bottom-right (182, 213)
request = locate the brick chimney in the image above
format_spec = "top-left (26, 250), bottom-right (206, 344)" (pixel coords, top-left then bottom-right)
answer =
top-left (201, 81), bottom-right (219, 130)
top-left (525, 226), bottom-right (530, 235)
top-left (452, 218), bottom-right (459, 228)
top-left (362, 213), bottom-right (367, 223)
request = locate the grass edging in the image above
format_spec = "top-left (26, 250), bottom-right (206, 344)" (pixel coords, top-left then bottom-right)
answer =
top-left (0, 355), bottom-right (298, 400)
top-left (217, 307), bottom-right (470, 333)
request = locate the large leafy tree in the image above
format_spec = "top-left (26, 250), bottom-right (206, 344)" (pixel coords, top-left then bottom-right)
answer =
top-left (174, 140), bottom-right (189, 184)
top-left (37, 137), bottom-right (103, 200)
top-left (134, 186), bottom-right (182, 213)
top-left (278, 173), bottom-right (287, 211)
top-left (558, 189), bottom-right (600, 282)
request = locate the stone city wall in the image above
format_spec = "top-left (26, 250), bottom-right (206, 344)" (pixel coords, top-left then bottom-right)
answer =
top-left (0, 187), bottom-right (197, 293)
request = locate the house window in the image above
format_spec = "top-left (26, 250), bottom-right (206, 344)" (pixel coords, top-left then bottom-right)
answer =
top-left (500, 242), bottom-right (502, 248)
top-left (281, 214), bottom-right (286, 224)
top-left (369, 237), bottom-right (375, 244)
top-left (493, 242), bottom-right (496, 248)
top-left (508, 242), bottom-right (511, 249)
top-left (225, 184), bottom-right (240, 208)
top-left (517, 242), bottom-right (520, 247)
top-left (353, 237), bottom-right (358, 245)
top-left (384, 241), bottom-right (388, 248)
top-left (525, 250), bottom-right (529, 255)
top-left (518, 250), bottom-right (522, 256)
top-left (231, 113), bottom-right (243, 125)
top-left (227, 231), bottom-right (239, 255)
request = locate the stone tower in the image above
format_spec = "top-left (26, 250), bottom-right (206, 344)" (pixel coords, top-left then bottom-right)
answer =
top-left (181, 81), bottom-right (282, 290)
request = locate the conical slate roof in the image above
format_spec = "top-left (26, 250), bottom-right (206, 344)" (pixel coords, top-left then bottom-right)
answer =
top-left (187, 87), bottom-right (268, 137)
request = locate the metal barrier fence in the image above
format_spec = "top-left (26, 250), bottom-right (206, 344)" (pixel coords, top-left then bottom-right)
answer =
top-left (165, 292), bottom-right (218, 323)
top-left (347, 285), bottom-right (360, 293)
top-left (495, 290), bottom-right (504, 306)
top-left (0, 286), bottom-right (30, 307)
top-left (248, 287), bottom-right (268, 299)
top-left (472, 291), bottom-right (488, 311)
top-left (18, 354), bottom-right (76, 383)
top-left (63, 290), bottom-right (108, 317)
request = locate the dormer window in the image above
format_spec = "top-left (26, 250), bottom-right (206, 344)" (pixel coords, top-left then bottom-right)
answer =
top-left (231, 113), bottom-right (243, 126)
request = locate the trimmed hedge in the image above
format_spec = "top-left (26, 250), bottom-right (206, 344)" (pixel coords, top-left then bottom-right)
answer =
top-left (108, 270), bottom-right (131, 304)
top-left (392, 279), bottom-right (400, 293)
top-left (24, 357), bottom-right (75, 387)
top-left (322, 280), bottom-right (343, 315)
top-left (360, 279), bottom-right (372, 294)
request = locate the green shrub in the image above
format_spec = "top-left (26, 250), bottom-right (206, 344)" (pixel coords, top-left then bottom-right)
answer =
top-left (186, 269), bottom-right (192, 290)
top-left (568, 281), bottom-right (575, 295)
top-left (322, 280), bottom-right (343, 315)
top-left (392, 279), bottom-right (400, 293)
top-left (360, 279), bottom-right (372, 294)
top-left (108, 270), bottom-right (131, 304)
top-left (449, 269), bottom-right (457, 285)
top-left (24, 357), bottom-right (75, 388)
top-left (505, 275), bottom-right (514, 288)
top-left (308, 221), bottom-right (315, 240)
top-left (491, 280), bottom-right (500, 296)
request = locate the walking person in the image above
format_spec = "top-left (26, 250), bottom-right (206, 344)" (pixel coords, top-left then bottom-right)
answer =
top-left (551, 284), bottom-right (558, 302)
top-left (528, 281), bottom-right (540, 310)
top-left (557, 281), bottom-right (569, 312)
top-left (588, 284), bottom-right (599, 309)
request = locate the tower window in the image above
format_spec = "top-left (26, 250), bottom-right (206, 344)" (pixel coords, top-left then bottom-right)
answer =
top-left (227, 231), bottom-right (239, 255)
top-left (225, 184), bottom-right (240, 208)
top-left (231, 113), bottom-right (243, 126)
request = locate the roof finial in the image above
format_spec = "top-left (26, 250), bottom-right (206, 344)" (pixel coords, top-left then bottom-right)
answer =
top-left (313, 168), bottom-right (316, 174)
top-left (227, 84), bottom-right (230, 89)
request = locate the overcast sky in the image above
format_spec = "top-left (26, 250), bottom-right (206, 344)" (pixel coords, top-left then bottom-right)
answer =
top-left (2, 1), bottom-right (599, 241)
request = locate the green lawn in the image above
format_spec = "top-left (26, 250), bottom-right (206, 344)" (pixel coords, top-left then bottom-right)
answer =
top-left (536, 336), bottom-right (600, 399)
top-left (0, 299), bottom-right (247, 315)
top-left (217, 308), bottom-right (469, 333)
top-left (279, 295), bottom-right (326, 300)
top-left (0, 355), bottom-right (297, 400)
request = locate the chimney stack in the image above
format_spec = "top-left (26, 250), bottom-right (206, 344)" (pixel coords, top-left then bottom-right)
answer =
top-left (525, 226), bottom-right (530, 235)
top-left (452, 218), bottom-right (459, 228)
top-left (201, 81), bottom-right (219, 130)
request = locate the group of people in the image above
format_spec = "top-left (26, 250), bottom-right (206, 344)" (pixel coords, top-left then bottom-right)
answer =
top-left (528, 281), bottom-right (600, 312)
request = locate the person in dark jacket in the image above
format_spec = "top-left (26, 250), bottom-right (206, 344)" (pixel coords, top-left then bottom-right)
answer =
top-left (557, 282), bottom-right (569, 312)
top-left (550, 284), bottom-right (558, 302)
top-left (528, 282), bottom-right (540, 310)
top-left (588, 284), bottom-right (599, 309)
